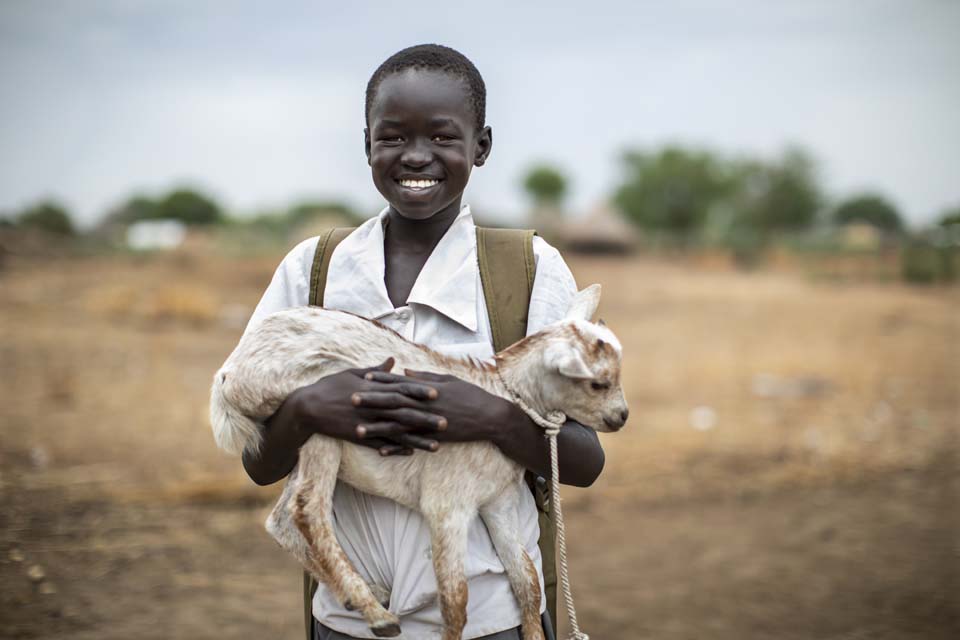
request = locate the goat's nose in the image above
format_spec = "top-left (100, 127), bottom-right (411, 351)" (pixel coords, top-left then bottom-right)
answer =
top-left (620, 408), bottom-right (629, 423)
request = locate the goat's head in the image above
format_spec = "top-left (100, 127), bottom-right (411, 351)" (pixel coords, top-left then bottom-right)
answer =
top-left (536, 284), bottom-right (629, 433)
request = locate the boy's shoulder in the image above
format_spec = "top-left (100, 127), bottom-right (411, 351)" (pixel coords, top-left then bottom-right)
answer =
top-left (529, 233), bottom-right (565, 262)
top-left (276, 214), bottom-right (381, 272)
top-left (273, 216), bottom-right (572, 297)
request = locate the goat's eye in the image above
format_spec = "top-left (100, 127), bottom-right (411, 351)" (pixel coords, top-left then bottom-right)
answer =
top-left (590, 380), bottom-right (609, 391)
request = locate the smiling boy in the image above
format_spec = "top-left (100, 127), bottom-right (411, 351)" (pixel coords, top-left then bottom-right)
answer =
top-left (239, 44), bottom-right (606, 639)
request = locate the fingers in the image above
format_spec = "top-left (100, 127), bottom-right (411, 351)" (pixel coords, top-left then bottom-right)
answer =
top-left (354, 436), bottom-right (414, 456)
top-left (356, 414), bottom-right (446, 437)
top-left (353, 357), bottom-right (395, 376)
top-left (394, 383), bottom-right (438, 400)
top-left (351, 390), bottom-right (436, 410)
top-left (378, 408), bottom-right (447, 431)
top-left (374, 357), bottom-right (395, 372)
top-left (364, 372), bottom-right (439, 398)
top-left (403, 368), bottom-right (453, 382)
top-left (361, 371), bottom-right (439, 401)
top-left (364, 370), bottom-right (406, 383)
top-left (392, 433), bottom-right (440, 452)
top-left (355, 423), bottom-right (439, 452)
top-left (355, 421), bottom-right (405, 439)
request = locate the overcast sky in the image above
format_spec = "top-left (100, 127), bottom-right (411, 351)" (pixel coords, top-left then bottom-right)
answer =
top-left (1, 0), bottom-right (957, 227)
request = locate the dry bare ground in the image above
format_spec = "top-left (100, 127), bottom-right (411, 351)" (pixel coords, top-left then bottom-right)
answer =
top-left (1, 249), bottom-right (957, 639)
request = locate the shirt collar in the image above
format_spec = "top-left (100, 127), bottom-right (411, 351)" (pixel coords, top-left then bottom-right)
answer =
top-left (405, 204), bottom-right (478, 332)
top-left (322, 204), bottom-right (479, 332)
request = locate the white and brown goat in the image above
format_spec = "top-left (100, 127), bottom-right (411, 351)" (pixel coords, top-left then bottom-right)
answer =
top-left (209, 284), bottom-right (627, 640)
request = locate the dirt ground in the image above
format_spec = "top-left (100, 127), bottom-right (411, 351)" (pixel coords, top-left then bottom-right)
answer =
top-left (1, 248), bottom-right (957, 639)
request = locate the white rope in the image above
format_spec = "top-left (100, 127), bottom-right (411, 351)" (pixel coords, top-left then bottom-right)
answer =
top-left (496, 370), bottom-right (589, 640)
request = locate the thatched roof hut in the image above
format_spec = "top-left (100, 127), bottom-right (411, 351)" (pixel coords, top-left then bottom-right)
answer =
top-left (555, 203), bottom-right (640, 254)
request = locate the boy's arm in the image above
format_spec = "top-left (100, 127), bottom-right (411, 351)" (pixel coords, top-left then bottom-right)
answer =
top-left (492, 399), bottom-right (605, 488)
top-left (357, 369), bottom-right (605, 488)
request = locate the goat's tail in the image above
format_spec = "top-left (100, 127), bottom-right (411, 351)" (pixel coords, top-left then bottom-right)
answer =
top-left (209, 368), bottom-right (264, 456)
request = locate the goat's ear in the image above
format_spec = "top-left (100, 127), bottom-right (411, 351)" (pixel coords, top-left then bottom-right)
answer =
top-left (565, 284), bottom-right (602, 322)
top-left (543, 343), bottom-right (594, 380)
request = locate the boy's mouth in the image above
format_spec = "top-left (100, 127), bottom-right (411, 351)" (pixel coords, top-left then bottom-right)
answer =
top-left (397, 177), bottom-right (442, 192)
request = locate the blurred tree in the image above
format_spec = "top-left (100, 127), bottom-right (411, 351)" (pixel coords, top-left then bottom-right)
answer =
top-left (17, 201), bottom-right (75, 235)
top-left (100, 195), bottom-right (160, 227)
top-left (286, 200), bottom-right (360, 227)
top-left (938, 205), bottom-right (960, 228)
top-left (119, 195), bottom-right (160, 223)
top-left (614, 147), bottom-right (732, 234)
top-left (901, 239), bottom-right (955, 284)
top-left (522, 164), bottom-right (568, 208)
top-left (732, 147), bottom-right (822, 234)
top-left (157, 189), bottom-right (223, 225)
top-left (832, 193), bottom-right (903, 232)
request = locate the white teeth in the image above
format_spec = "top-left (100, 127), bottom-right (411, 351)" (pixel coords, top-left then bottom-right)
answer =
top-left (400, 179), bottom-right (439, 189)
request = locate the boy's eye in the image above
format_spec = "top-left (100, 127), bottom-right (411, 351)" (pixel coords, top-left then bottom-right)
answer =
top-left (431, 134), bottom-right (456, 144)
top-left (379, 136), bottom-right (403, 144)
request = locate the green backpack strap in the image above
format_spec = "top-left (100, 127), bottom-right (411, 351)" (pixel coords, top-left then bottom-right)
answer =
top-left (301, 225), bottom-right (555, 637)
top-left (475, 227), bottom-right (557, 627)
top-left (309, 227), bottom-right (355, 307)
top-left (475, 227), bottom-right (537, 352)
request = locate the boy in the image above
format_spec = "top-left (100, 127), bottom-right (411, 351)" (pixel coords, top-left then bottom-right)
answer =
top-left (240, 44), bottom-right (605, 639)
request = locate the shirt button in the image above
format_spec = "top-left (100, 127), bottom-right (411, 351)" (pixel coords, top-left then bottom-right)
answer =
top-left (396, 309), bottom-right (411, 320)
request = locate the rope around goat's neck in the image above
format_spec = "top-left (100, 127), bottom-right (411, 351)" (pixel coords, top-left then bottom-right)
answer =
top-left (496, 369), bottom-right (589, 640)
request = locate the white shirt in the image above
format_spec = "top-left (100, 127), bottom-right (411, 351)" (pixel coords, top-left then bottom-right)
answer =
top-left (245, 204), bottom-right (577, 638)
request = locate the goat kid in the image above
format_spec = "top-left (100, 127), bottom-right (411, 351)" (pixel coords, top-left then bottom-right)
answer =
top-left (210, 284), bottom-right (627, 640)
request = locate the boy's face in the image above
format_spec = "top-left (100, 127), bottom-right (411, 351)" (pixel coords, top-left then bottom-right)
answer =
top-left (365, 68), bottom-right (492, 221)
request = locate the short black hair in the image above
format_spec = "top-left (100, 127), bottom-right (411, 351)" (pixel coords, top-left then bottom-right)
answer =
top-left (365, 44), bottom-right (486, 131)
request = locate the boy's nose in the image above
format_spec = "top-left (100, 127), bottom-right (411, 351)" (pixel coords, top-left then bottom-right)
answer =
top-left (401, 140), bottom-right (432, 167)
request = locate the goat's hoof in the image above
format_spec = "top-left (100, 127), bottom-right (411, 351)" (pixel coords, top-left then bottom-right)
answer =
top-left (370, 620), bottom-right (401, 637)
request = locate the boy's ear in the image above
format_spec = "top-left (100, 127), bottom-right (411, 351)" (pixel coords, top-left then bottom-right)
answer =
top-left (474, 126), bottom-right (493, 167)
top-left (364, 128), bottom-right (371, 165)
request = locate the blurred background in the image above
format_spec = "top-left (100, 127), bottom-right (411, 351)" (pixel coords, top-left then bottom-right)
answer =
top-left (1, 1), bottom-right (957, 638)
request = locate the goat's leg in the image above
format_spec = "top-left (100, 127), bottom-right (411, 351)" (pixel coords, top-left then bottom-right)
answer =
top-left (269, 465), bottom-right (376, 602)
top-left (479, 485), bottom-right (545, 640)
top-left (268, 472), bottom-right (333, 593)
top-left (292, 438), bottom-right (400, 638)
top-left (268, 464), bottom-right (326, 577)
top-left (423, 507), bottom-right (472, 640)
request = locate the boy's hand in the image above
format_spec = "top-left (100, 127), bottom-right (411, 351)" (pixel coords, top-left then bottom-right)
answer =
top-left (293, 358), bottom-right (448, 456)
top-left (354, 368), bottom-right (506, 447)
top-left (352, 366), bottom-right (606, 487)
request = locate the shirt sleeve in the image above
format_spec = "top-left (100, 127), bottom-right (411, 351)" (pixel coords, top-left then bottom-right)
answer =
top-left (240, 236), bottom-right (318, 338)
top-left (526, 235), bottom-right (578, 336)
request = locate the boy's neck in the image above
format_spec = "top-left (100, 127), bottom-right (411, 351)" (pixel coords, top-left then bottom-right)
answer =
top-left (384, 198), bottom-right (464, 254)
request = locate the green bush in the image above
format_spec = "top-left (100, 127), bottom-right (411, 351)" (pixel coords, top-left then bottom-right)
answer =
top-left (17, 201), bottom-right (75, 235)
top-left (938, 206), bottom-right (960, 228)
top-left (833, 194), bottom-right (903, 232)
top-left (523, 164), bottom-right (567, 207)
top-left (158, 189), bottom-right (223, 225)
top-left (901, 241), bottom-right (956, 284)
